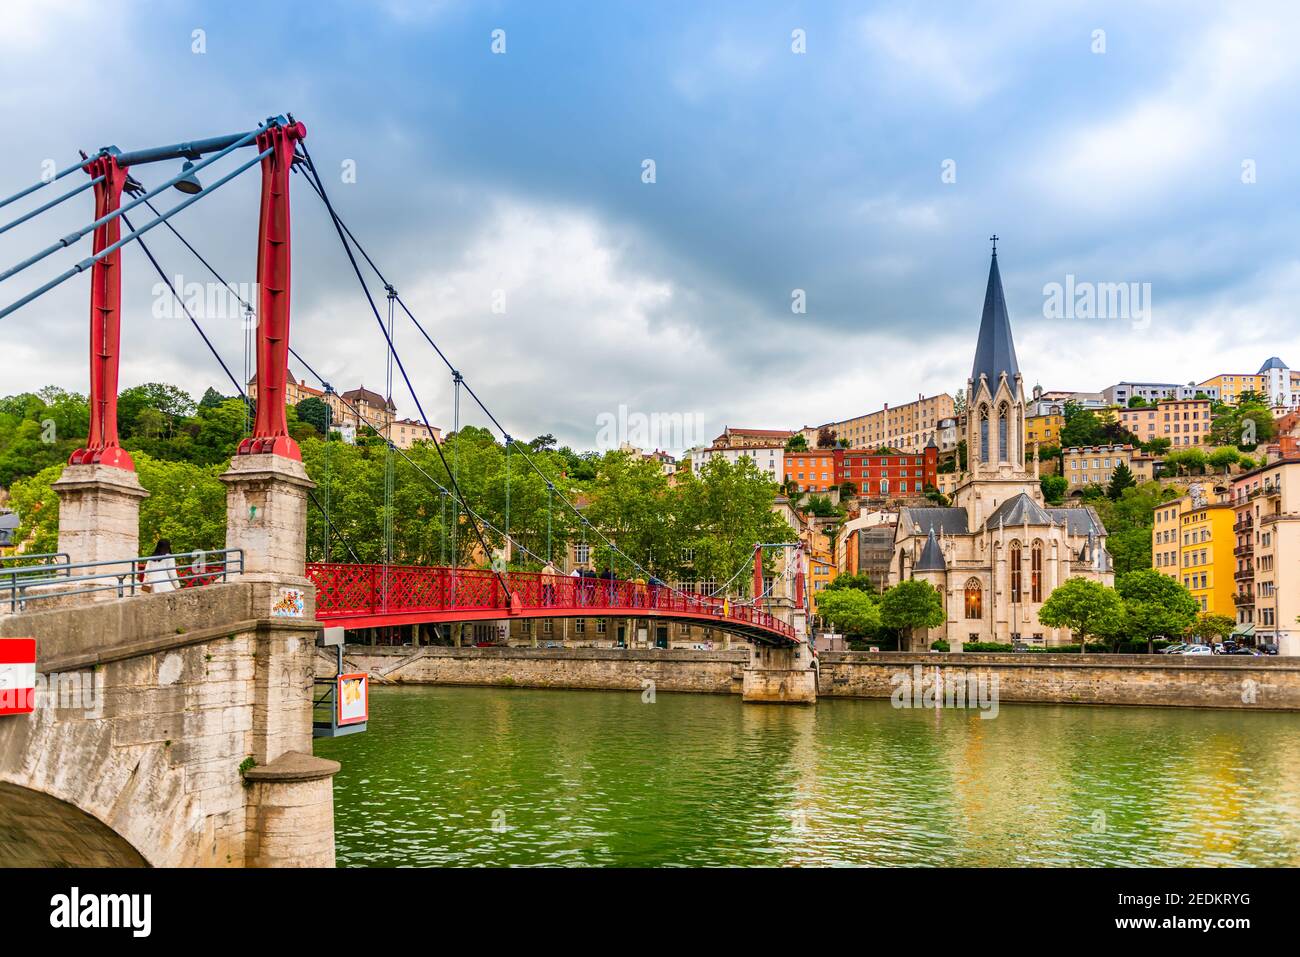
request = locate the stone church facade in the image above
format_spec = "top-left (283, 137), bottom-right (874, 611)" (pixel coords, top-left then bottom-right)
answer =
top-left (890, 246), bottom-right (1114, 649)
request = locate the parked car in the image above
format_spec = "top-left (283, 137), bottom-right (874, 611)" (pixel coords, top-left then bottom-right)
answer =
top-left (1259, 642), bottom-right (1279, 656)
top-left (1226, 647), bottom-right (1262, 656)
top-left (1180, 644), bottom-right (1214, 656)
top-left (1158, 642), bottom-right (1188, 655)
top-left (1217, 640), bottom-right (1239, 654)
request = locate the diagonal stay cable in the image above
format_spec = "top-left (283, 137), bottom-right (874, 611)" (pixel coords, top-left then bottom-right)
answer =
top-left (294, 145), bottom-right (697, 599)
top-left (130, 208), bottom-right (545, 569)
top-left (290, 148), bottom-right (510, 599)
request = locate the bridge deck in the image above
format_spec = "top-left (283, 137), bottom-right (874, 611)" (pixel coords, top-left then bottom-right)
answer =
top-left (306, 563), bottom-right (798, 645)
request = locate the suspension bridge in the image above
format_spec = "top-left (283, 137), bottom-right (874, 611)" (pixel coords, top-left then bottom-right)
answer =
top-left (0, 114), bottom-right (806, 648)
top-left (0, 113), bottom-right (817, 867)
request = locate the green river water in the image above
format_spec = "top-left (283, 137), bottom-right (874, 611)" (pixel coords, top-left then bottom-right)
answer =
top-left (315, 685), bottom-right (1300, 867)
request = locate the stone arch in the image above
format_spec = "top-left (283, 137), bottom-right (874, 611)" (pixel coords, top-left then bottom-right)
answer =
top-left (0, 781), bottom-right (147, 867)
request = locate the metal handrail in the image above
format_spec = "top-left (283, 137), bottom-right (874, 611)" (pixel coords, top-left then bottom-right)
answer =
top-left (307, 561), bottom-right (798, 642)
top-left (3, 548), bottom-right (244, 614)
top-left (0, 552), bottom-right (71, 567)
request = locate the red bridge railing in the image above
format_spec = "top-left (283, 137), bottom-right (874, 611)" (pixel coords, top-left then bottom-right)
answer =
top-left (305, 563), bottom-right (797, 643)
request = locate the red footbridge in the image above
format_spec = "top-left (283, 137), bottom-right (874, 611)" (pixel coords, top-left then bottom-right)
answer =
top-left (307, 564), bottom-right (799, 645)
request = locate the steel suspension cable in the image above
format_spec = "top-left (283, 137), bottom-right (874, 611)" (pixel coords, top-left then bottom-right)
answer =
top-left (0, 147), bottom-right (271, 323)
top-left (125, 201), bottom-right (524, 571)
top-left (296, 144), bottom-right (508, 597)
top-left (503, 434), bottom-right (511, 569)
top-left (0, 130), bottom-right (260, 286)
top-left (0, 155), bottom-right (95, 214)
top-left (0, 174), bottom-right (104, 238)
top-left (292, 146), bottom-right (694, 599)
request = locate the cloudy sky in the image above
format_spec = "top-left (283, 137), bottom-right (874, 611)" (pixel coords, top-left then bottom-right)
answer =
top-left (2, 1), bottom-right (1298, 453)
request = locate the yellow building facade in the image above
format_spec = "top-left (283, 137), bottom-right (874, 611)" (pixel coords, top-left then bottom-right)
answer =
top-left (1197, 373), bottom-right (1268, 405)
top-left (1153, 492), bottom-right (1235, 616)
top-left (1026, 412), bottom-right (1064, 448)
top-left (808, 549), bottom-right (838, 614)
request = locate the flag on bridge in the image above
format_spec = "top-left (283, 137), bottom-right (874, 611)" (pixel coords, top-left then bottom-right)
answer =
top-left (0, 638), bottom-right (36, 716)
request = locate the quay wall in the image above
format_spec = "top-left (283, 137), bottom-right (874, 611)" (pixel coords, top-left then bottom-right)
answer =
top-left (324, 646), bottom-right (1300, 711)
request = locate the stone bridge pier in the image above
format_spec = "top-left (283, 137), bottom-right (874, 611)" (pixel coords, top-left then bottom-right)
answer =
top-left (0, 450), bottom-right (335, 867)
top-left (742, 644), bottom-right (817, 703)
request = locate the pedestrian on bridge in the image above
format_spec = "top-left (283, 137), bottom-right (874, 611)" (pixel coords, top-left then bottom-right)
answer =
top-left (541, 560), bottom-right (560, 606)
top-left (141, 539), bottom-right (180, 595)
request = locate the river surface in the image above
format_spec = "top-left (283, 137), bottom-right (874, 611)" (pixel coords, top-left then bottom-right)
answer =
top-left (315, 685), bottom-right (1300, 867)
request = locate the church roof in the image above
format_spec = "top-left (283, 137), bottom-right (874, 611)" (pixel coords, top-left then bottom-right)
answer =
top-left (900, 507), bottom-right (969, 536)
top-left (971, 247), bottom-right (1020, 386)
top-left (1258, 356), bottom-right (1289, 373)
top-left (984, 492), bottom-right (1053, 528)
top-left (915, 526), bottom-right (946, 571)
top-left (1048, 506), bottom-right (1106, 537)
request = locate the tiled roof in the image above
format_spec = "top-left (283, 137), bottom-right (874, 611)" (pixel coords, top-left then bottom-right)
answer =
top-left (899, 506), bottom-right (969, 536)
top-left (984, 493), bottom-right (1054, 528)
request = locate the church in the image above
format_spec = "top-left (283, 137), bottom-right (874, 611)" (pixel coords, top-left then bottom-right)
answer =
top-left (890, 244), bottom-right (1114, 649)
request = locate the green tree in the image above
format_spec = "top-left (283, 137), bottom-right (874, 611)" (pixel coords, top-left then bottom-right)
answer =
top-left (1091, 481), bottom-right (1180, 575)
top-left (880, 580), bottom-right (945, 649)
top-left (1115, 569), bottom-right (1198, 653)
top-left (1040, 474), bottom-right (1068, 504)
top-left (199, 387), bottom-right (227, 409)
top-left (784, 433), bottom-right (808, 452)
top-left (825, 571), bottom-right (876, 593)
top-left (817, 588), bottom-right (880, 636)
top-left (1188, 613), bottom-right (1236, 646)
top-left (1106, 461), bottom-right (1136, 500)
top-left (296, 397), bottom-right (332, 435)
top-left (1207, 446), bottom-right (1241, 474)
top-left (1162, 447), bottom-right (1208, 476)
top-left (804, 495), bottom-right (838, 517)
top-left (1037, 577), bottom-right (1126, 653)
top-left (673, 455), bottom-right (790, 590)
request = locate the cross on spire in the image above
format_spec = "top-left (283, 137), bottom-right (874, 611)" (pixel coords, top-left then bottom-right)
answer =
top-left (989, 233), bottom-right (999, 255)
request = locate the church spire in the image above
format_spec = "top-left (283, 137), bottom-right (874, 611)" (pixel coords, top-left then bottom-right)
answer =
top-left (970, 240), bottom-right (1019, 386)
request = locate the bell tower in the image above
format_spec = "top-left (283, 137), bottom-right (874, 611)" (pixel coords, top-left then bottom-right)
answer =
top-left (953, 238), bottom-right (1042, 524)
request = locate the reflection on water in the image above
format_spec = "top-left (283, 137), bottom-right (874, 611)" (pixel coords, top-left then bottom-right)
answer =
top-left (315, 686), bottom-right (1300, 867)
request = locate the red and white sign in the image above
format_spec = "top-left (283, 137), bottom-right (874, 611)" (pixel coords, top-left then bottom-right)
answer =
top-left (0, 638), bottom-right (36, 716)
top-left (337, 672), bottom-right (369, 726)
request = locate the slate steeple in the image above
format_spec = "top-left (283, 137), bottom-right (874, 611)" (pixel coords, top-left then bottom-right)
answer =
top-left (915, 526), bottom-right (947, 572)
top-left (970, 239), bottom-right (1020, 386)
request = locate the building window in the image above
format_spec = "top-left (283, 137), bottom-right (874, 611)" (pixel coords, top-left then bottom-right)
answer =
top-left (574, 543), bottom-right (590, 565)
top-left (1010, 542), bottom-right (1022, 602)
top-left (596, 619), bottom-right (607, 634)
top-left (1029, 541), bottom-right (1044, 603)
top-left (964, 578), bottom-right (982, 619)
top-left (979, 407), bottom-right (990, 463)
top-left (574, 619), bottom-right (586, 634)
top-left (998, 403), bottom-right (1009, 461)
